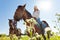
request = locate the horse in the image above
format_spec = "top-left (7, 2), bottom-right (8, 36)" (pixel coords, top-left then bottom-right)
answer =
top-left (8, 19), bottom-right (22, 36)
top-left (13, 4), bottom-right (51, 40)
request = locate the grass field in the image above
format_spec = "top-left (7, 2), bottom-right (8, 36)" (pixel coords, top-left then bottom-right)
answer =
top-left (0, 34), bottom-right (60, 40)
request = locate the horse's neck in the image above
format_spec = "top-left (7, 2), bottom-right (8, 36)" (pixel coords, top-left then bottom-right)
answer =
top-left (23, 9), bottom-right (32, 21)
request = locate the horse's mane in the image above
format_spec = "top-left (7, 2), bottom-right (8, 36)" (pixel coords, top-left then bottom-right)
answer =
top-left (25, 9), bottom-right (32, 18)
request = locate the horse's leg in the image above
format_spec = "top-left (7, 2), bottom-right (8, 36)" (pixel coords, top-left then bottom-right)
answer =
top-left (10, 34), bottom-right (13, 40)
top-left (47, 32), bottom-right (49, 39)
top-left (47, 31), bottom-right (51, 40)
top-left (45, 27), bottom-right (51, 40)
top-left (40, 24), bottom-right (46, 40)
top-left (42, 33), bottom-right (46, 40)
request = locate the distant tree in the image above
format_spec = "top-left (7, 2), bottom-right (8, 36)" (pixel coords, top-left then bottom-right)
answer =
top-left (54, 13), bottom-right (60, 34)
top-left (55, 13), bottom-right (60, 22)
top-left (0, 34), bottom-right (7, 37)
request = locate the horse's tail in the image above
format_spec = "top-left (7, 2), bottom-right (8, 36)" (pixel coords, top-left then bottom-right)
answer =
top-left (42, 20), bottom-right (49, 27)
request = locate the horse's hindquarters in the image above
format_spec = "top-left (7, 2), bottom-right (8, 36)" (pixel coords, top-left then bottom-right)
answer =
top-left (45, 27), bottom-right (51, 32)
top-left (34, 25), bottom-right (42, 34)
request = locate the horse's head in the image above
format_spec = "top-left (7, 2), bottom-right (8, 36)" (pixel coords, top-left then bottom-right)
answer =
top-left (14, 4), bottom-right (26, 21)
top-left (8, 19), bottom-right (14, 29)
top-left (8, 19), bottom-right (13, 26)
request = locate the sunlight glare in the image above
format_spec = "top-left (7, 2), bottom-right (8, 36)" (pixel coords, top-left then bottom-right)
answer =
top-left (36, 1), bottom-right (52, 11)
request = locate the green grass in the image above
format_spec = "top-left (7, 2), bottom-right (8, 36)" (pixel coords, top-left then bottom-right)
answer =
top-left (50, 35), bottom-right (60, 40)
top-left (0, 34), bottom-right (60, 40)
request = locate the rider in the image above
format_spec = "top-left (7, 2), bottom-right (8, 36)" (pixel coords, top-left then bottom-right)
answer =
top-left (33, 6), bottom-right (49, 29)
top-left (33, 6), bottom-right (42, 27)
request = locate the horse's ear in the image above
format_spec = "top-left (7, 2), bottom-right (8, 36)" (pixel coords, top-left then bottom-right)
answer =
top-left (23, 4), bottom-right (26, 8)
top-left (8, 19), bottom-right (12, 21)
top-left (8, 19), bottom-right (10, 20)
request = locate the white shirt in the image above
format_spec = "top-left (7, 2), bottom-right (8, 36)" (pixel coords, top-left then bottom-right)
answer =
top-left (33, 10), bottom-right (40, 18)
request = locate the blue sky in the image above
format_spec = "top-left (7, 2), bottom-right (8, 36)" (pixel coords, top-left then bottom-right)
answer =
top-left (0, 0), bottom-right (60, 34)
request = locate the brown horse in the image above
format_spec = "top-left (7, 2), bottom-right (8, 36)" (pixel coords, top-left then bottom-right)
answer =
top-left (8, 19), bottom-right (22, 36)
top-left (13, 4), bottom-right (50, 40)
